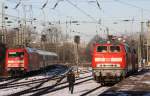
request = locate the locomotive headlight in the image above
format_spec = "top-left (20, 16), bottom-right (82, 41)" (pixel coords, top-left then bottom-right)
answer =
top-left (19, 60), bottom-right (24, 63)
top-left (95, 58), bottom-right (105, 62)
top-left (111, 58), bottom-right (122, 62)
top-left (15, 60), bottom-right (24, 63)
top-left (116, 64), bottom-right (120, 67)
top-left (8, 60), bottom-right (15, 63)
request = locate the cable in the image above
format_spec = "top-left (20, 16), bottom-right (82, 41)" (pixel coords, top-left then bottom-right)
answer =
top-left (41, 0), bottom-right (48, 9)
top-left (52, 0), bottom-right (62, 9)
top-left (96, 0), bottom-right (101, 11)
top-left (14, 0), bottom-right (21, 9)
top-left (114, 0), bottom-right (150, 13)
top-left (66, 0), bottom-right (98, 22)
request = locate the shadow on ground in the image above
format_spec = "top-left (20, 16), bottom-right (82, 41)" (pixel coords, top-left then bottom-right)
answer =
top-left (99, 90), bottom-right (150, 96)
top-left (99, 69), bottom-right (150, 96)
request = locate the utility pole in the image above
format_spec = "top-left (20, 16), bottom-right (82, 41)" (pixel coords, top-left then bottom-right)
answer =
top-left (1, 3), bottom-right (5, 44)
top-left (1, 2), bottom-right (4, 44)
top-left (74, 35), bottom-right (80, 76)
top-left (106, 27), bottom-right (109, 39)
top-left (141, 21), bottom-right (144, 68)
top-left (23, 5), bottom-right (26, 47)
top-left (146, 21), bottom-right (150, 67)
top-left (140, 8), bottom-right (146, 68)
top-left (138, 32), bottom-right (142, 68)
top-left (1, 3), bottom-right (8, 45)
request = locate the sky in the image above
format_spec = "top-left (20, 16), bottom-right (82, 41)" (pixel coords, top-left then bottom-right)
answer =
top-left (1, 0), bottom-right (150, 42)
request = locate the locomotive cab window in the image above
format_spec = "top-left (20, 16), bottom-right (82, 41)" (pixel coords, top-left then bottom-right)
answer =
top-left (8, 52), bottom-right (24, 57)
top-left (97, 46), bottom-right (107, 52)
top-left (110, 46), bottom-right (120, 52)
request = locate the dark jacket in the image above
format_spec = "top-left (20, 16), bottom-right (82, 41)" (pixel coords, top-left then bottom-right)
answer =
top-left (67, 72), bottom-right (75, 84)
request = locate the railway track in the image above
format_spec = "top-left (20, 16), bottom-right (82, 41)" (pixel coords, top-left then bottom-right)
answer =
top-left (78, 70), bottom-right (150, 96)
top-left (0, 78), bottom-right (24, 88)
top-left (0, 64), bottom-right (69, 88)
top-left (0, 69), bottom-right (111, 96)
top-left (80, 85), bottom-right (103, 96)
top-left (0, 66), bottom-right (93, 96)
top-left (0, 75), bottom-right (58, 89)
top-left (7, 74), bottom-right (63, 96)
top-left (6, 73), bottom-right (92, 96)
top-left (30, 76), bottom-right (93, 96)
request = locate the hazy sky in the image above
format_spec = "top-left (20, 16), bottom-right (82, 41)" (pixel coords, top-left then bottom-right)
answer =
top-left (1, 0), bottom-right (150, 42)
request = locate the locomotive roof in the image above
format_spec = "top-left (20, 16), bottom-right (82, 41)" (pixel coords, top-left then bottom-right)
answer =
top-left (26, 47), bottom-right (57, 56)
top-left (36, 50), bottom-right (57, 56)
top-left (95, 42), bottom-right (128, 46)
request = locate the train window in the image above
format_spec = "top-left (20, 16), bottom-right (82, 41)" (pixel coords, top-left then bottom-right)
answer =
top-left (97, 46), bottom-right (107, 52)
top-left (8, 52), bottom-right (24, 57)
top-left (110, 46), bottom-right (120, 52)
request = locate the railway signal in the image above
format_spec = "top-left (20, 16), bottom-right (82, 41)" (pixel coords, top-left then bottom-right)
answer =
top-left (74, 35), bottom-right (80, 76)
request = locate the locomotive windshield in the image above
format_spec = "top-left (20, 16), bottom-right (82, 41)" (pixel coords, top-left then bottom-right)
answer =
top-left (8, 52), bottom-right (24, 57)
top-left (110, 46), bottom-right (120, 52)
top-left (97, 46), bottom-right (107, 52)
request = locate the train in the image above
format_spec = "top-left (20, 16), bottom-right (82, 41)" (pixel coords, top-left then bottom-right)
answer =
top-left (91, 37), bottom-right (138, 85)
top-left (5, 47), bottom-right (58, 76)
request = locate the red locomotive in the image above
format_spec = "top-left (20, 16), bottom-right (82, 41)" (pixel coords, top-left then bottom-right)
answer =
top-left (91, 38), bottom-right (138, 85)
top-left (5, 48), bottom-right (58, 76)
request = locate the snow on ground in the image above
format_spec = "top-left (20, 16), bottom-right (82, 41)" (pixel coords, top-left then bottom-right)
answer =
top-left (0, 74), bottom-right (55, 96)
top-left (39, 70), bottom-right (110, 96)
top-left (44, 79), bottom-right (109, 96)
top-left (0, 65), bottom-right (68, 95)
top-left (78, 71), bottom-right (92, 77)
top-left (0, 79), bottom-right (13, 84)
top-left (0, 83), bottom-right (38, 96)
top-left (145, 72), bottom-right (150, 75)
top-left (17, 75), bottom-right (49, 83)
top-left (87, 87), bottom-right (110, 96)
top-left (142, 81), bottom-right (150, 84)
top-left (0, 67), bottom-right (110, 96)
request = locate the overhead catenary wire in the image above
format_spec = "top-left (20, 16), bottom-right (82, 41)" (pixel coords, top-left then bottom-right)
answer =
top-left (66, 0), bottom-right (98, 22)
top-left (14, 0), bottom-right (21, 9)
top-left (96, 0), bottom-right (101, 11)
top-left (114, 0), bottom-right (150, 13)
top-left (65, 0), bottom-right (118, 34)
top-left (41, 0), bottom-right (49, 9)
top-left (4, 0), bottom-right (119, 36)
top-left (65, 0), bottom-right (113, 36)
top-left (52, 0), bottom-right (62, 10)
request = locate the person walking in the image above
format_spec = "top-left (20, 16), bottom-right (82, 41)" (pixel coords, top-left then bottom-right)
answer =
top-left (67, 70), bottom-right (75, 94)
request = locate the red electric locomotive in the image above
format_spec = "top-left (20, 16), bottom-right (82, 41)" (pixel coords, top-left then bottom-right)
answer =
top-left (5, 48), bottom-right (58, 76)
top-left (91, 39), bottom-right (138, 85)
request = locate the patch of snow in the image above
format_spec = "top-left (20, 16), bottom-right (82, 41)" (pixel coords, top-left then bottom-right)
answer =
top-left (129, 75), bottom-right (144, 81)
top-left (142, 81), bottom-right (150, 85)
top-left (118, 85), bottom-right (135, 91)
top-left (145, 72), bottom-right (150, 76)
top-left (87, 87), bottom-right (110, 96)
top-left (44, 80), bottom-right (100, 96)
top-left (0, 80), bottom-right (12, 84)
